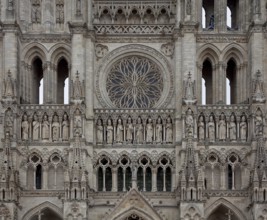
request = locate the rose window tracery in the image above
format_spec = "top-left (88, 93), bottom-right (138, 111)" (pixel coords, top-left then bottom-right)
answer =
top-left (106, 56), bottom-right (163, 108)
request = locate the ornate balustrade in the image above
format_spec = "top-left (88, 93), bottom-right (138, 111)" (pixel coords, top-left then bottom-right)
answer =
top-left (184, 105), bottom-right (251, 143)
top-left (94, 109), bottom-right (175, 145)
top-left (17, 104), bottom-right (85, 143)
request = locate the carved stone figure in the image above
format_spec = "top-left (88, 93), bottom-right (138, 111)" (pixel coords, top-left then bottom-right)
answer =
top-left (218, 114), bottom-right (226, 141)
top-left (76, 0), bottom-right (81, 15)
top-left (252, 70), bottom-right (266, 103)
top-left (116, 118), bottom-right (124, 143)
top-left (42, 114), bottom-right (50, 140)
top-left (229, 115), bottom-right (237, 141)
top-left (32, 0), bottom-right (41, 24)
top-left (208, 115), bottom-right (215, 142)
top-left (156, 117), bottom-right (163, 144)
top-left (106, 119), bottom-right (113, 144)
top-left (96, 118), bottom-right (103, 144)
top-left (62, 113), bottom-right (69, 141)
top-left (21, 114), bottom-right (29, 141)
top-left (126, 117), bottom-right (133, 143)
top-left (72, 72), bottom-right (83, 99)
top-left (52, 115), bottom-right (60, 141)
top-left (74, 108), bottom-right (82, 136)
top-left (56, 0), bottom-right (64, 24)
top-left (146, 117), bottom-right (153, 143)
top-left (5, 109), bottom-right (13, 136)
top-left (185, 108), bottom-right (194, 137)
top-left (95, 44), bottom-right (109, 58)
top-left (166, 116), bottom-right (173, 143)
top-left (240, 116), bottom-right (247, 142)
top-left (136, 117), bottom-right (143, 144)
top-left (186, 0), bottom-right (191, 15)
top-left (255, 109), bottom-right (263, 136)
top-left (4, 70), bottom-right (14, 97)
top-left (7, 0), bottom-right (14, 11)
top-left (183, 73), bottom-right (197, 105)
top-left (32, 114), bottom-right (40, 141)
top-left (198, 116), bottom-right (205, 141)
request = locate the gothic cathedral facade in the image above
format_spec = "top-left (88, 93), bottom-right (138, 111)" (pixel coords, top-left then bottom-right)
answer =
top-left (0, 0), bottom-right (266, 220)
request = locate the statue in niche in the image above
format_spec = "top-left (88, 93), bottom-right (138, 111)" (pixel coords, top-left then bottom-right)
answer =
top-left (32, 114), bottom-right (40, 141)
top-left (185, 108), bottom-right (194, 137)
top-left (4, 70), bottom-right (14, 97)
top-left (136, 117), bottom-right (143, 144)
top-left (229, 115), bottom-right (237, 141)
top-left (186, 0), bottom-right (191, 15)
top-left (72, 71), bottom-right (84, 99)
top-left (208, 15), bottom-right (214, 30)
top-left (126, 117), bottom-right (133, 143)
top-left (96, 118), bottom-right (103, 144)
top-left (252, 70), bottom-right (266, 103)
top-left (8, 0), bottom-right (14, 11)
top-left (62, 113), bottom-right (69, 141)
top-left (116, 118), bottom-right (124, 144)
top-left (31, 0), bottom-right (41, 24)
top-left (21, 114), bottom-right (29, 141)
top-left (56, 0), bottom-right (64, 24)
top-left (240, 116), bottom-right (247, 142)
top-left (5, 109), bottom-right (13, 136)
top-left (166, 116), bottom-right (173, 143)
top-left (183, 72), bottom-right (197, 105)
top-left (198, 115), bottom-right (205, 141)
top-left (42, 114), bottom-right (50, 140)
top-left (76, 0), bottom-right (81, 15)
top-left (146, 117), bottom-right (153, 143)
top-left (208, 115), bottom-right (215, 142)
top-left (255, 0), bottom-right (260, 13)
top-left (52, 115), bottom-right (60, 141)
top-left (255, 109), bottom-right (263, 136)
top-left (156, 117), bottom-right (163, 144)
top-left (218, 113), bottom-right (226, 141)
top-left (74, 108), bottom-right (82, 136)
top-left (106, 119), bottom-right (113, 144)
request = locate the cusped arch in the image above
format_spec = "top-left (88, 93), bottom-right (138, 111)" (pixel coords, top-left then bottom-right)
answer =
top-left (22, 201), bottom-right (63, 220)
top-left (197, 44), bottom-right (220, 65)
top-left (205, 198), bottom-right (247, 220)
top-left (22, 43), bottom-right (47, 64)
top-left (49, 43), bottom-right (71, 65)
top-left (221, 44), bottom-right (247, 65)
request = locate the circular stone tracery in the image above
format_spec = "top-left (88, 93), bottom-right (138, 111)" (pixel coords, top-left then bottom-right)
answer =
top-left (106, 56), bottom-right (163, 108)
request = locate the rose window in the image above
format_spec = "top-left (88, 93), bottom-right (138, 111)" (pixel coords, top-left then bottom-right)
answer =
top-left (106, 56), bottom-right (163, 108)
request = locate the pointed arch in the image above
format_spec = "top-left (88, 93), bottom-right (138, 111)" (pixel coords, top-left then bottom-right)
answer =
top-left (112, 207), bottom-right (155, 220)
top-left (22, 43), bottom-right (47, 64)
top-left (197, 44), bottom-right (220, 65)
top-left (205, 198), bottom-right (247, 220)
top-left (22, 201), bottom-right (63, 220)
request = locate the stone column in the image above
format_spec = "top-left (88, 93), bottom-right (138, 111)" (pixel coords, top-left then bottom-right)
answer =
top-left (196, 63), bottom-right (203, 103)
top-left (43, 62), bottom-right (56, 104)
top-left (152, 168), bottom-right (157, 192)
top-left (112, 167), bottom-right (117, 192)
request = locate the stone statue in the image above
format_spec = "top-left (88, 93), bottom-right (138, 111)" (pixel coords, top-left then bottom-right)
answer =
top-left (52, 115), bottom-right (60, 141)
top-left (96, 118), bottom-right (103, 144)
top-left (4, 70), bottom-right (14, 97)
top-left (62, 113), bottom-right (69, 141)
top-left (229, 115), bottom-right (237, 141)
top-left (126, 117), bottom-right (133, 143)
top-left (116, 118), bottom-right (124, 143)
top-left (7, 0), bottom-right (14, 11)
top-left (166, 116), bottom-right (173, 143)
top-left (56, 0), bottom-right (64, 24)
top-left (74, 108), bottom-right (82, 136)
top-left (32, 0), bottom-right (41, 24)
top-left (73, 71), bottom-right (83, 99)
top-left (146, 117), bottom-right (153, 143)
top-left (5, 109), bottom-right (13, 136)
top-left (208, 115), bottom-right (215, 142)
top-left (106, 119), bottom-right (113, 144)
top-left (32, 114), bottom-right (40, 141)
top-left (156, 117), bottom-right (163, 144)
top-left (240, 116), bottom-right (247, 142)
top-left (183, 73), bottom-right (197, 105)
top-left (42, 114), bottom-right (50, 140)
top-left (255, 109), bottom-right (263, 136)
top-left (21, 114), bottom-right (29, 141)
top-left (186, 0), bottom-right (191, 15)
top-left (185, 108), bottom-right (194, 137)
top-left (198, 115), bottom-right (205, 141)
top-left (208, 15), bottom-right (214, 29)
top-left (218, 113), bottom-right (226, 141)
top-left (76, 0), bottom-right (81, 15)
top-left (252, 70), bottom-right (266, 103)
top-left (136, 117), bottom-right (143, 144)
